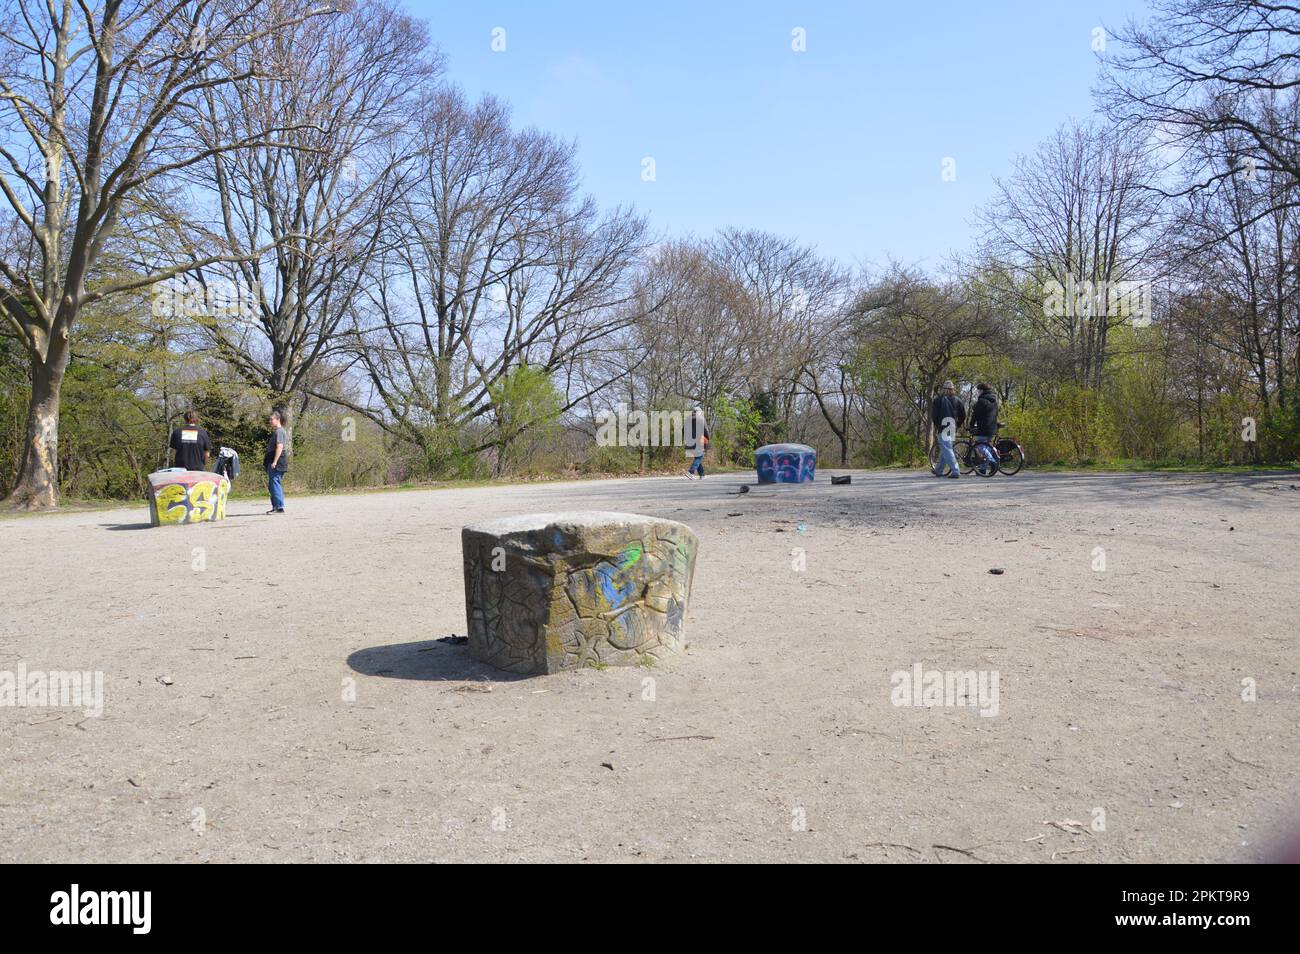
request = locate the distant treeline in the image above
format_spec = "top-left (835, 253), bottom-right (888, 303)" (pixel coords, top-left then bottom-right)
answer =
top-left (2, 0), bottom-right (1297, 506)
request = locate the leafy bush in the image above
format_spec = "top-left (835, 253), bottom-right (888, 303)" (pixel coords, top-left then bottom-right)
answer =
top-left (711, 395), bottom-right (761, 465)
top-left (1006, 385), bottom-right (1109, 464)
top-left (487, 365), bottom-right (564, 476)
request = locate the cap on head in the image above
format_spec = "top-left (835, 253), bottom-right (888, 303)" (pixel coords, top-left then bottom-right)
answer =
top-left (941, 380), bottom-right (956, 392)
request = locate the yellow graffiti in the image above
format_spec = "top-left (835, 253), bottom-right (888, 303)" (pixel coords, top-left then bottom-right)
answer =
top-left (190, 482), bottom-right (214, 521)
top-left (156, 484), bottom-right (189, 525)
top-left (154, 479), bottom-right (229, 526)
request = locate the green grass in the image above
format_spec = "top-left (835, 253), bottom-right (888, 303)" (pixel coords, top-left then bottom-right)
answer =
top-left (1025, 458), bottom-right (1300, 475)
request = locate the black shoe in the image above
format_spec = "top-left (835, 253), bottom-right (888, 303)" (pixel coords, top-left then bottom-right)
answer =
top-left (946, 474), bottom-right (959, 479)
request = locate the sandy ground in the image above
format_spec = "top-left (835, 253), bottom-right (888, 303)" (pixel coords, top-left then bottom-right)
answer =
top-left (1, 468), bottom-right (1297, 863)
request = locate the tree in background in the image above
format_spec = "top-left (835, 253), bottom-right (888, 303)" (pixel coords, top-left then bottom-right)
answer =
top-left (978, 121), bottom-right (1164, 392)
top-left (348, 88), bottom-right (654, 469)
top-left (0, 0), bottom-right (330, 508)
top-left (486, 364), bottom-right (564, 477)
top-left (851, 264), bottom-right (1005, 460)
top-left (184, 0), bottom-right (438, 427)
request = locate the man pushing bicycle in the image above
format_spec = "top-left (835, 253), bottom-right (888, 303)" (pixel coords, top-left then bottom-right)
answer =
top-left (971, 382), bottom-right (1000, 476)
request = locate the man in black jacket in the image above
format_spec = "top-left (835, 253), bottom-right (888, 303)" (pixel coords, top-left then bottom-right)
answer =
top-left (930, 380), bottom-right (965, 478)
top-left (971, 383), bottom-right (1000, 475)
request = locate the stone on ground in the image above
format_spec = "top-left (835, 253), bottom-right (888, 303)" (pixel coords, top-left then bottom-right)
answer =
top-left (755, 443), bottom-right (817, 484)
top-left (461, 511), bottom-right (698, 674)
top-left (147, 469), bottom-right (230, 526)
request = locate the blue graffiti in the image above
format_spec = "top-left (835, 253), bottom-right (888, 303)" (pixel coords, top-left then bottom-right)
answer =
top-left (755, 443), bottom-right (817, 484)
top-left (596, 560), bottom-right (637, 607)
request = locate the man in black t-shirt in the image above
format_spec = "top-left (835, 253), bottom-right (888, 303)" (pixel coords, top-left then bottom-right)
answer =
top-left (169, 410), bottom-right (213, 471)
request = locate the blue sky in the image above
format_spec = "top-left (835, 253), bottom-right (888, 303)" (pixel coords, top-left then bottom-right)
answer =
top-left (405, 0), bottom-right (1152, 269)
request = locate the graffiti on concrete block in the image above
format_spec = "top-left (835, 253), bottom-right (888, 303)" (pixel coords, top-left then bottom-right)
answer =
top-left (755, 443), bottom-right (817, 484)
top-left (147, 469), bottom-right (231, 526)
top-left (461, 513), bottom-right (698, 674)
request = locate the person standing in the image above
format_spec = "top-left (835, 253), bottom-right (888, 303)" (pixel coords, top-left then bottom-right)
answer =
top-left (929, 380), bottom-right (965, 478)
top-left (684, 406), bottom-right (710, 479)
top-left (970, 382), bottom-right (1001, 476)
top-left (264, 409), bottom-right (288, 514)
top-left (169, 409), bottom-right (213, 472)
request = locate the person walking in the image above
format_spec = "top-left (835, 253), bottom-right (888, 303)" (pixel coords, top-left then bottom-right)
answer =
top-left (684, 406), bottom-right (710, 479)
top-left (264, 409), bottom-right (288, 514)
top-left (970, 382), bottom-right (1000, 476)
top-left (929, 380), bottom-right (965, 478)
top-left (169, 409), bottom-right (213, 472)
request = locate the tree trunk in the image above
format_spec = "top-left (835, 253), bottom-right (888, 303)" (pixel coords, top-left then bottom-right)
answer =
top-left (838, 368), bottom-right (849, 465)
top-left (7, 348), bottom-right (68, 509)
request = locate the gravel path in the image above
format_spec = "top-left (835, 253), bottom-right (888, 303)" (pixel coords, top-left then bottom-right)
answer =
top-left (1, 469), bottom-right (1296, 862)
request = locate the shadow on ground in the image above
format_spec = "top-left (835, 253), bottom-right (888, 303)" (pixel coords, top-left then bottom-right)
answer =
top-left (347, 639), bottom-right (530, 682)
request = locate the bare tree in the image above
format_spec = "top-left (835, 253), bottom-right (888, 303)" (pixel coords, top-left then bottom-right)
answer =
top-left (181, 0), bottom-right (438, 430)
top-left (1100, 0), bottom-right (1300, 231)
top-left (345, 89), bottom-right (655, 460)
top-left (603, 229), bottom-right (852, 463)
top-left (1171, 134), bottom-right (1300, 411)
top-left (628, 240), bottom-right (751, 413)
top-left (978, 121), bottom-right (1165, 390)
top-left (708, 228), bottom-right (849, 421)
top-left (853, 264), bottom-right (1005, 452)
top-left (0, 0), bottom-right (329, 507)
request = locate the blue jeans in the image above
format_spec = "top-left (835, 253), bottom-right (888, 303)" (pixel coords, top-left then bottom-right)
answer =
top-left (267, 467), bottom-right (285, 510)
top-left (934, 434), bottom-right (959, 475)
top-left (974, 437), bottom-right (998, 474)
top-left (688, 456), bottom-right (705, 477)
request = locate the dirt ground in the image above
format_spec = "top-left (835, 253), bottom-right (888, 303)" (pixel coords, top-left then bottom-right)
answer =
top-left (1, 469), bottom-right (1297, 863)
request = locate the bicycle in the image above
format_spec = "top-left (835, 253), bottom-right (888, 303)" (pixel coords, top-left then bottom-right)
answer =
top-left (929, 424), bottom-right (1025, 477)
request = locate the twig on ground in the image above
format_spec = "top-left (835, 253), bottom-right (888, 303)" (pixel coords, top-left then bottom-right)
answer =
top-left (1227, 751), bottom-right (1267, 770)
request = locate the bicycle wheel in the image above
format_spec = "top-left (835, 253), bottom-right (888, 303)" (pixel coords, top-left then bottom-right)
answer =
top-left (996, 439), bottom-right (1024, 475)
top-left (953, 439), bottom-right (975, 475)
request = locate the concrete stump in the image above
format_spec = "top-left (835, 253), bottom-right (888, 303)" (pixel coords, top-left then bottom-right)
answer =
top-left (147, 468), bottom-right (231, 526)
top-left (755, 443), bottom-right (817, 484)
top-left (461, 511), bottom-right (698, 674)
